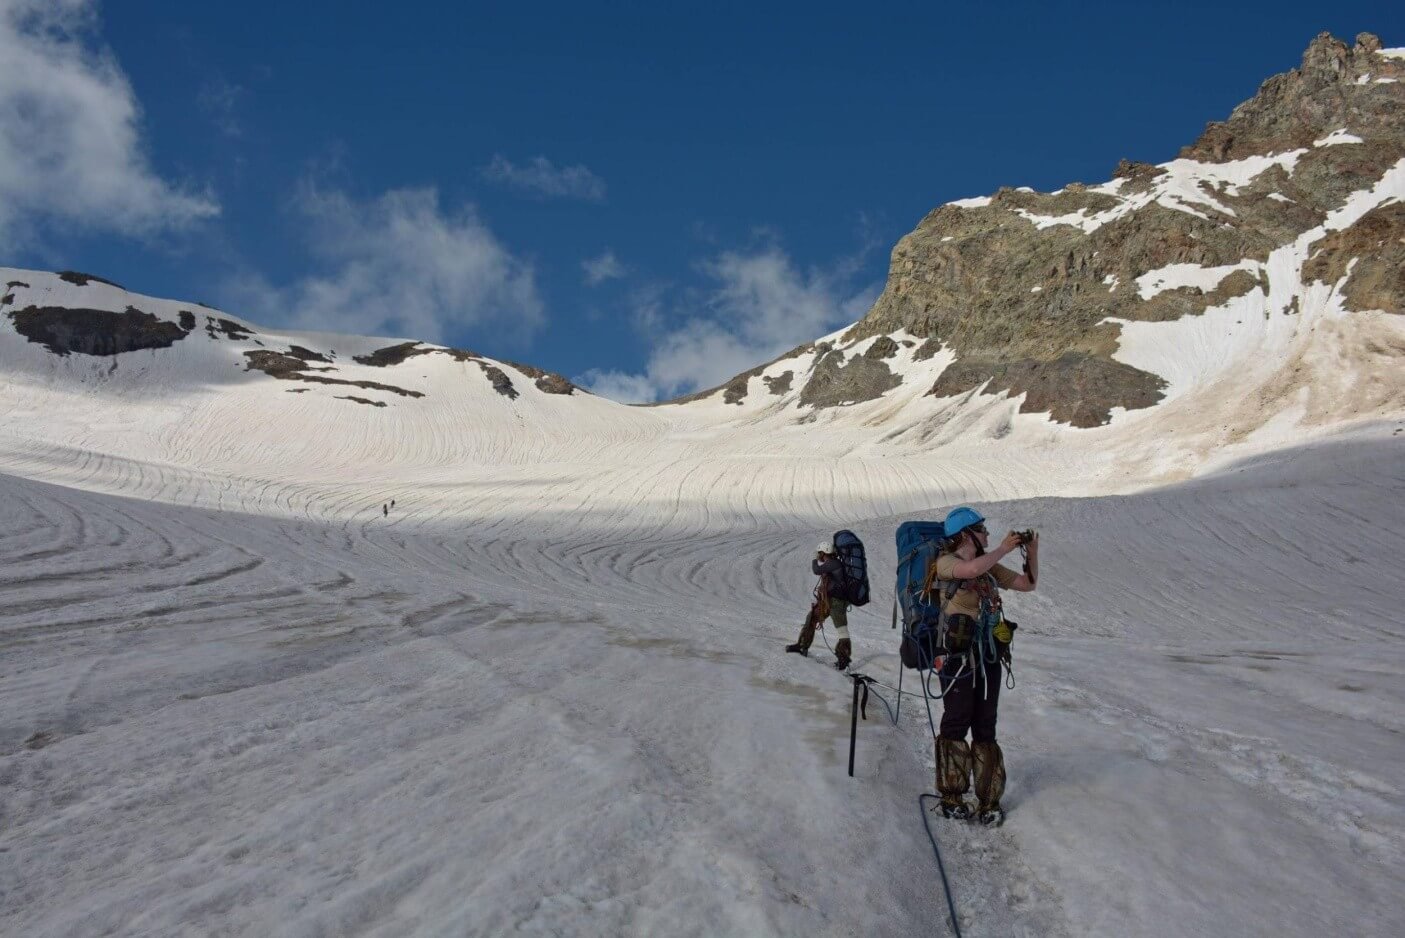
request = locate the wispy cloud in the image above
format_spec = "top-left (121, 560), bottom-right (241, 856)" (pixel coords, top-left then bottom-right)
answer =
top-left (224, 185), bottom-right (543, 345)
top-left (579, 242), bottom-right (881, 403)
top-left (482, 155), bottom-right (606, 202)
top-left (576, 370), bottom-right (660, 404)
top-left (0, 0), bottom-right (218, 249)
top-left (582, 249), bottom-right (626, 285)
top-left (197, 76), bottom-right (245, 138)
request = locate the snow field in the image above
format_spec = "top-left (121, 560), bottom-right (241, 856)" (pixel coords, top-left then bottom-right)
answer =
top-left (3, 434), bottom-right (1403, 936)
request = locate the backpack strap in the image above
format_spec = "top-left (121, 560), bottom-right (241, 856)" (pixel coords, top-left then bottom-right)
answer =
top-left (935, 577), bottom-right (963, 655)
top-left (894, 542), bottom-right (925, 630)
top-left (924, 570), bottom-right (964, 611)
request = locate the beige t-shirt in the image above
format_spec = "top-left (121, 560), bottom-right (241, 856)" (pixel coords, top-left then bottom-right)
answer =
top-left (933, 553), bottom-right (1019, 619)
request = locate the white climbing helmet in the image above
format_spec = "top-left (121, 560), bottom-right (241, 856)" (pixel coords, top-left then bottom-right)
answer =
top-left (817, 539), bottom-right (834, 555)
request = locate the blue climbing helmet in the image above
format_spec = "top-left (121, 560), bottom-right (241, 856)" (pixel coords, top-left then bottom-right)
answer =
top-left (943, 506), bottom-right (985, 540)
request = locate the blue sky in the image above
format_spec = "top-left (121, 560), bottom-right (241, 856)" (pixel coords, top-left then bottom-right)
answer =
top-left (2, 1), bottom-right (1400, 400)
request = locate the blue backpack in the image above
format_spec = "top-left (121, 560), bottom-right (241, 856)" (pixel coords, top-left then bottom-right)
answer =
top-left (893, 521), bottom-right (957, 670)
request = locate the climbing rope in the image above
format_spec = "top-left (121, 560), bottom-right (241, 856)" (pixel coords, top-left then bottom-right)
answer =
top-left (919, 793), bottom-right (965, 937)
top-left (786, 593), bottom-right (969, 937)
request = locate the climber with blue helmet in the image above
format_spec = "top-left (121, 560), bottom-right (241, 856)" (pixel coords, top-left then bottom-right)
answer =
top-left (931, 506), bottom-right (1039, 826)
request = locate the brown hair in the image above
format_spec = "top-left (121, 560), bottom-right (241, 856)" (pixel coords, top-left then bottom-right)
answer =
top-left (940, 529), bottom-right (985, 557)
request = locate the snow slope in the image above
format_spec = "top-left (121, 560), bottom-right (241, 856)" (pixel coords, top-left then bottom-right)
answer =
top-left (2, 432), bottom-right (1402, 936)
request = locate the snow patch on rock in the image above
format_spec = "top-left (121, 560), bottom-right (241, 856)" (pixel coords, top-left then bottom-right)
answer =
top-left (1014, 151), bottom-right (1308, 233)
top-left (1314, 129), bottom-right (1365, 147)
top-left (1136, 261), bottom-right (1261, 301)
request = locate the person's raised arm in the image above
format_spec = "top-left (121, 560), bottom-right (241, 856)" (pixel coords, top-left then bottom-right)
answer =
top-left (947, 531), bottom-right (1025, 579)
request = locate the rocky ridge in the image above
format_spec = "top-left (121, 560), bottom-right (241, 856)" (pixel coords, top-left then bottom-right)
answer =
top-left (0, 270), bottom-right (580, 407)
top-left (695, 33), bottom-right (1405, 427)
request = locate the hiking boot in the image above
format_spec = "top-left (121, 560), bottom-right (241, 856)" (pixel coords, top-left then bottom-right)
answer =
top-left (977, 805), bottom-right (1005, 827)
top-left (940, 800), bottom-right (972, 820)
top-left (788, 614), bottom-right (817, 656)
top-left (833, 638), bottom-right (851, 670)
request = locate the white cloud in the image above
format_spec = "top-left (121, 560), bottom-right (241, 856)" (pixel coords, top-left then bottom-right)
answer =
top-left (580, 246), bottom-right (881, 403)
top-left (582, 249), bottom-right (625, 285)
top-left (0, 0), bottom-right (218, 248)
top-left (224, 185), bottom-right (543, 345)
top-left (482, 155), bottom-right (606, 202)
top-left (574, 368), bottom-right (659, 405)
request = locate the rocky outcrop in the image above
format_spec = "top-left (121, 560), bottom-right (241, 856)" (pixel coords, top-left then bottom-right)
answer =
top-left (206, 316), bottom-right (254, 340)
top-left (1302, 202), bottom-right (1405, 313)
top-left (287, 345), bottom-right (333, 364)
top-left (530, 372), bottom-right (577, 395)
top-left (762, 371), bottom-right (794, 395)
top-left (56, 271), bottom-right (124, 289)
top-left (834, 32), bottom-right (1405, 426)
top-left (504, 360), bottom-right (579, 395)
top-left (721, 373), bottom-right (753, 405)
top-left (353, 342), bottom-right (427, 367)
top-left (929, 351), bottom-right (1167, 428)
top-left (911, 338), bottom-right (944, 361)
top-left (797, 342), bottom-right (903, 408)
top-left (244, 350), bottom-right (424, 398)
top-left (1180, 33), bottom-right (1403, 162)
top-left (479, 364), bottom-right (519, 399)
top-left (352, 341), bottom-right (576, 396)
top-left (10, 305), bottom-right (190, 356)
top-left (864, 335), bottom-right (900, 360)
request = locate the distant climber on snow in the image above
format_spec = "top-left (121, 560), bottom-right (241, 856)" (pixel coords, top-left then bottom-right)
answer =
top-left (786, 532), bottom-right (869, 670)
top-left (931, 507), bottom-right (1038, 826)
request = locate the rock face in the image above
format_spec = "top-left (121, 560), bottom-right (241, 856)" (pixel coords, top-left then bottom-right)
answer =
top-left (1179, 33), bottom-right (1400, 161)
top-left (10, 306), bottom-right (191, 356)
top-left (696, 33), bottom-right (1405, 427)
top-left (798, 342), bottom-right (903, 408)
top-left (929, 353), bottom-right (1166, 428)
top-left (353, 342), bottom-right (578, 397)
top-left (56, 271), bottom-right (124, 289)
top-left (244, 350), bottom-right (425, 398)
top-left (502, 360), bottom-right (579, 396)
top-left (206, 316), bottom-right (255, 340)
top-left (1301, 202), bottom-right (1405, 313)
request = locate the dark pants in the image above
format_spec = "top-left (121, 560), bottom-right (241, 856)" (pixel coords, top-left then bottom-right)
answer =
top-left (938, 657), bottom-right (1002, 743)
